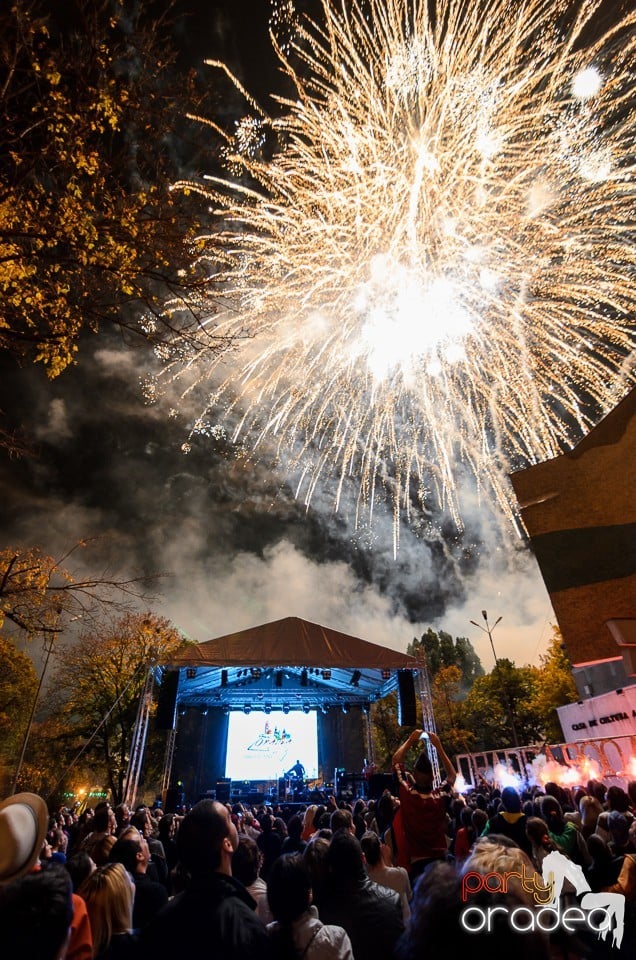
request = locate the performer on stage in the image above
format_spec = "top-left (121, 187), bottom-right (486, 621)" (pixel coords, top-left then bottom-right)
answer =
top-left (285, 759), bottom-right (306, 782)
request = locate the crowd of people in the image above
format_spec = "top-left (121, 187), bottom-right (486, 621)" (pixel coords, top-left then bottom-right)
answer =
top-left (2, 728), bottom-right (636, 959)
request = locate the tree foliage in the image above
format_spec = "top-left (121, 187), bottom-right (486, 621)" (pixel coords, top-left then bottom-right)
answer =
top-left (408, 627), bottom-right (484, 693)
top-left (0, 541), bottom-right (152, 638)
top-left (0, 635), bottom-right (38, 772)
top-left (527, 626), bottom-right (579, 743)
top-left (460, 658), bottom-right (544, 750)
top-left (457, 626), bottom-right (580, 751)
top-left (370, 692), bottom-right (402, 771)
top-left (430, 664), bottom-right (477, 757)
top-left (378, 624), bottom-right (581, 758)
top-left (51, 612), bottom-right (186, 803)
top-left (0, 0), bottom-right (224, 377)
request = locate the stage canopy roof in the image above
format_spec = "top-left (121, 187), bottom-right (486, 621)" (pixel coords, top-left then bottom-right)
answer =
top-left (165, 616), bottom-right (419, 712)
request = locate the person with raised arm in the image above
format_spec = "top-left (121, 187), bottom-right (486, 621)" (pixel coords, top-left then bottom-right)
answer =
top-left (391, 730), bottom-right (456, 884)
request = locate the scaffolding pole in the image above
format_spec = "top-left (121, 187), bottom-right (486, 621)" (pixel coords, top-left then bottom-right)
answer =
top-left (123, 667), bottom-right (155, 808)
top-left (160, 726), bottom-right (178, 805)
top-left (414, 657), bottom-right (442, 787)
top-left (364, 708), bottom-right (374, 765)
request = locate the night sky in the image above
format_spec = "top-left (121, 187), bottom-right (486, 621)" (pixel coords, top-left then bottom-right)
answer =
top-left (0, 0), bottom-right (557, 666)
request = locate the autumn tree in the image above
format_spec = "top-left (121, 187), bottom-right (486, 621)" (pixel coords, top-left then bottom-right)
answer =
top-left (430, 664), bottom-right (476, 757)
top-left (408, 627), bottom-right (484, 692)
top-left (0, 0), bottom-right (226, 377)
top-left (0, 541), bottom-right (153, 638)
top-left (528, 627), bottom-right (579, 743)
top-left (50, 612), bottom-right (187, 803)
top-left (370, 692), bottom-right (402, 771)
top-left (461, 658), bottom-right (545, 750)
top-left (0, 635), bottom-right (38, 788)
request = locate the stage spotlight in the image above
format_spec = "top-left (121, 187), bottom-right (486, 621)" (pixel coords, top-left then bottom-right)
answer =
top-left (321, 669), bottom-right (331, 680)
top-left (275, 671), bottom-right (283, 687)
top-left (264, 704), bottom-right (272, 714)
top-left (361, 703), bottom-right (370, 715)
top-left (342, 703), bottom-right (349, 714)
top-left (321, 704), bottom-right (328, 714)
top-left (283, 704), bottom-right (290, 714)
top-left (302, 703), bottom-right (310, 714)
top-left (350, 670), bottom-right (361, 687)
top-left (201, 708), bottom-right (208, 716)
top-left (381, 669), bottom-right (391, 680)
top-left (251, 667), bottom-right (262, 679)
top-left (186, 668), bottom-right (197, 679)
top-left (221, 669), bottom-right (228, 687)
top-left (300, 669), bottom-right (308, 687)
top-left (243, 704), bottom-right (251, 714)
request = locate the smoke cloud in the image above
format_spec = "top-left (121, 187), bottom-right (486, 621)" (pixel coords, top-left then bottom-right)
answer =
top-left (0, 327), bottom-right (554, 666)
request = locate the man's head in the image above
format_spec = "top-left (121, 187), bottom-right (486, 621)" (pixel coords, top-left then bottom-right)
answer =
top-left (326, 830), bottom-right (366, 883)
top-left (114, 804), bottom-right (130, 830)
top-left (232, 836), bottom-right (261, 886)
top-left (109, 836), bottom-right (149, 875)
top-left (330, 808), bottom-right (354, 834)
top-left (501, 787), bottom-right (522, 814)
top-left (0, 864), bottom-right (73, 960)
top-left (413, 750), bottom-right (434, 791)
top-left (360, 831), bottom-right (382, 867)
top-left (608, 811), bottom-right (631, 847)
top-left (131, 809), bottom-right (152, 838)
top-left (177, 800), bottom-right (238, 877)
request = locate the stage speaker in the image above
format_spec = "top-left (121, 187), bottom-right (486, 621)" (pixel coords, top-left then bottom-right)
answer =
top-left (155, 670), bottom-right (179, 730)
top-left (215, 778), bottom-right (231, 803)
top-left (397, 669), bottom-right (417, 727)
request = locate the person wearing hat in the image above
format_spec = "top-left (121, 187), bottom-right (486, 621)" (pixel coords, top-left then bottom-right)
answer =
top-left (0, 791), bottom-right (93, 960)
top-left (0, 791), bottom-right (49, 885)
top-left (0, 792), bottom-right (73, 959)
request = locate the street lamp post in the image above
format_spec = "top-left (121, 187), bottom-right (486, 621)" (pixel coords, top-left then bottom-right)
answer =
top-left (11, 613), bottom-right (81, 794)
top-left (469, 610), bottom-right (520, 749)
top-left (12, 633), bottom-right (56, 794)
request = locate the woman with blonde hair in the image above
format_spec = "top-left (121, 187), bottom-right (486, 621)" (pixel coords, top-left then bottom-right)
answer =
top-left (301, 804), bottom-right (319, 842)
top-left (78, 861), bottom-right (137, 959)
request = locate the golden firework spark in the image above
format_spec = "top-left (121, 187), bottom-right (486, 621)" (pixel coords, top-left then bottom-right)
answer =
top-left (160, 0), bottom-right (636, 547)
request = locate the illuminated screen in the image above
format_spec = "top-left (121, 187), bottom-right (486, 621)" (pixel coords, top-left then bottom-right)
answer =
top-left (225, 711), bottom-right (319, 781)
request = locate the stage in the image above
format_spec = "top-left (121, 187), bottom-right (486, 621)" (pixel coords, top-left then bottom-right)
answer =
top-left (124, 617), bottom-right (420, 809)
top-left (164, 766), bottom-right (396, 812)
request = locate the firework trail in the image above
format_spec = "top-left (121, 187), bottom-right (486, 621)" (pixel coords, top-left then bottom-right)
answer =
top-left (157, 0), bottom-right (635, 549)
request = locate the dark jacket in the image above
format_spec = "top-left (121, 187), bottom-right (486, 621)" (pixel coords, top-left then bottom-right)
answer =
top-left (319, 876), bottom-right (404, 960)
top-left (97, 932), bottom-right (139, 960)
top-left (483, 811), bottom-right (532, 857)
top-left (138, 872), bottom-right (273, 960)
top-left (131, 872), bottom-right (168, 931)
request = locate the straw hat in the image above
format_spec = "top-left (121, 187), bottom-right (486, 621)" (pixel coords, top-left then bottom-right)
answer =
top-left (0, 792), bottom-right (49, 885)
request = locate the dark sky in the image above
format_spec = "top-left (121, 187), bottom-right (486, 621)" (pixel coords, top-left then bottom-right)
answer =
top-left (0, 0), bottom-right (558, 664)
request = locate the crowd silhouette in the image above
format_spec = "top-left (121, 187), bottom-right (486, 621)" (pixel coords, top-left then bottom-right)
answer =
top-left (2, 730), bottom-right (636, 959)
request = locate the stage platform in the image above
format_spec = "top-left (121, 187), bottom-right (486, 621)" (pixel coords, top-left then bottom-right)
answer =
top-left (197, 772), bottom-right (395, 808)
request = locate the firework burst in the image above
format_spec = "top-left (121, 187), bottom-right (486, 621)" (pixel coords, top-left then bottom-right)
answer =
top-left (160, 0), bottom-right (636, 548)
